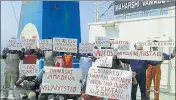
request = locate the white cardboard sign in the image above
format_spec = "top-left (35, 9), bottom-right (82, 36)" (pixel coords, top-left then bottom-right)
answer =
top-left (115, 50), bottom-right (163, 61)
top-left (93, 49), bottom-right (114, 58)
top-left (20, 64), bottom-right (38, 76)
top-left (113, 44), bottom-right (130, 50)
top-left (7, 39), bottom-right (24, 50)
top-left (140, 42), bottom-right (175, 47)
top-left (93, 49), bottom-right (162, 61)
top-left (95, 36), bottom-right (110, 47)
top-left (79, 43), bottom-right (94, 53)
top-left (24, 39), bottom-right (37, 49)
top-left (39, 39), bottom-right (52, 50)
top-left (41, 67), bottom-right (82, 94)
top-left (53, 38), bottom-right (77, 53)
top-left (86, 67), bottom-right (132, 100)
top-left (95, 56), bottom-right (113, 68)
top-left (110, 40), bottom-right (130, 45)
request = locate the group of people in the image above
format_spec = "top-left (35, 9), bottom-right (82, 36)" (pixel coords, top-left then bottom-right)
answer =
top-left (1, 38), bottom-right (175, 100)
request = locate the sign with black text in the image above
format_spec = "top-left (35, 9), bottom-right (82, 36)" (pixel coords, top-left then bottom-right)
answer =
top-left (53, 38), bottom-right (77, 53)
top-left (39, 39), bottom-right (53, 50)
top-left (114, 1), bottom-right (175, 15)
top-left (41, 67), bottom-right (82, 94)
top-left (86, 67), bottom-right (132, 99)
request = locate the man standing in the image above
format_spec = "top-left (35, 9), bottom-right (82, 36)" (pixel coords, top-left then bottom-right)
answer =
top-left (37, 37), bottom-right (58, 100)
top-left (1, 49), bottom-right (21, 100)
top-left (120, 43), bottom-right (165, 100)
top-left (146, 40), bottom-right (176, 100)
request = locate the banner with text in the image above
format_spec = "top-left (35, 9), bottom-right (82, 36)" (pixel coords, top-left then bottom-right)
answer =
top-left (41, 67), bottom-right (82, 94)
top-left (95, 36), bottom-right (110, 47)
top-left (24, 39), bottom-right (37, 49)
top-left (39, 39), bottom-right (53, 50)
top-left (86, 67), bottom-right (132, 99)
top-left (7, 39), bottom-right (24, 50)
top-left (20, 64), bottom-right (38, 76)
top-left (95, 56), bottom-right (113, 68)
top-left (79, 43), bottom-right (94, 53)
top-left (114, 1), bottom-right (175, 15)
top-left (53, 38), bottom-right (77, 53)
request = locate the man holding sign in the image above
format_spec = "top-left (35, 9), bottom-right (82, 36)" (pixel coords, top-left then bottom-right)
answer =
top-left (120, 43), bottom-right (165, 100)
top-left (146, 40), bottom-right (176, 100)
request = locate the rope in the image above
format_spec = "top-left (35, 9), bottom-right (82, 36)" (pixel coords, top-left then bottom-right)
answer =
top-left (10, 1), bottom-right (19, 26)
top-left (99, 2), bottom-right (114, 19)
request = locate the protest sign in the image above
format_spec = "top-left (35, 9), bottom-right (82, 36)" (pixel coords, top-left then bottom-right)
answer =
top-left (7, 39), bottom-right (24, 50)
top-left (115, 50), bottom-right (163, 61)
top-left (23, 39), bottom-right (37, 49)
top-left (93, 49), bottom-right (114, 58)
top-left (95, 36), bottom-right (110, 47)
top-left (113, 44), bottom-right (130, 50)
top-left (79, 43), bottom-right (94, 53)
top-left (93, 49), bottom-right (162, 61)
top-left (20, 64), bottom-right (38, 76)
top-left (53, 38), bottom-right (77, 53)
top-left (110, 40), bottom-right (130, 45)
top-left (140, 42), bottom-right (175, 47)
top-left (39, 39), bottom-right (52, 50)
top-left (95, 56), bottom-right (113, 68)
top-left (41, 67), bottom-right (82, 94)
top-left (86, 67), bottom-right (132, 100)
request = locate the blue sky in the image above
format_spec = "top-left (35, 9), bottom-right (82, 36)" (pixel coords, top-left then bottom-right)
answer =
top-left (1, 1), bottom-right (94, 51)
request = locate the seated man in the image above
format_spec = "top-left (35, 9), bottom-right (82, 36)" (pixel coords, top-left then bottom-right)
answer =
top-left (14, 75), bottom-right (40, 100)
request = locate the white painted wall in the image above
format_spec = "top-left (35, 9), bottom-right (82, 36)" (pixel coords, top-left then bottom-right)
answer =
top-left (88, 15), bottom-right (175, 93)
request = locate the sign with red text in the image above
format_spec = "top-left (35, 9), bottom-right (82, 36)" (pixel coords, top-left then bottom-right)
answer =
top-left (115, 50), bottom-right (163, 61)
top-left (79, 43), bottom-right (94, 53)
top-left (110, 40), bottom-right (130, 45)
top-left (93, 49), bottom-right (114, 58)
top-left (140, 42), bottom-right (175, 47)
top-left (7, 39), bottom-right (24, 50)
top-left (20, 64), bottom-right (38, 76)
top-left (23, 39), bottom-right (37, 49)
top-left (39, 39), bottom-right (52, 50)
top-left (95, 36), bottom-right (110, 47)
top-left (53, 38), bottom-right (77, 53)
top-left (86, 67), bottom-right (132, 100)
top-left (93, 49), bottom-right (162, 61)
top-left (95, 56), bottom-right (113, 68)
top-left (41, 67), bottom-right (82, 94)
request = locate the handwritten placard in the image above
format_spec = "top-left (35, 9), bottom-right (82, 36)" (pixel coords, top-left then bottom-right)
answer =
top-left (53, 38), bottom-right (77, 53)
top-left (93, 49), bottom-right (114, 58)
top-left (7, 39), bottom-right (24, 50)
top-left (20, 64), bottom-right (38, 76)
top-left (113, 44), bottom-right (130, 50)
top-left (86, 67), bottom-right (132, 100)
top-left (95, 36), bottom-right (110, 47)
top-left (140, 42), bottom-right (175, 47)
top-left (79, 43), bottom-right (94, 53)
top-left (39, 39), bottom-right (52, 50)
top-left (41, 67), bottom-right (82, 94)
top-left (95, 56), bottom-right (113, 68)
top-left (93, 49), bottom-right (162, 61)
top-left (110, 40), bottom-right (130, 45)
top-left (115, 50), bottom-right (163, 61)
top-left (24, 39), bottom-right (37, 49)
